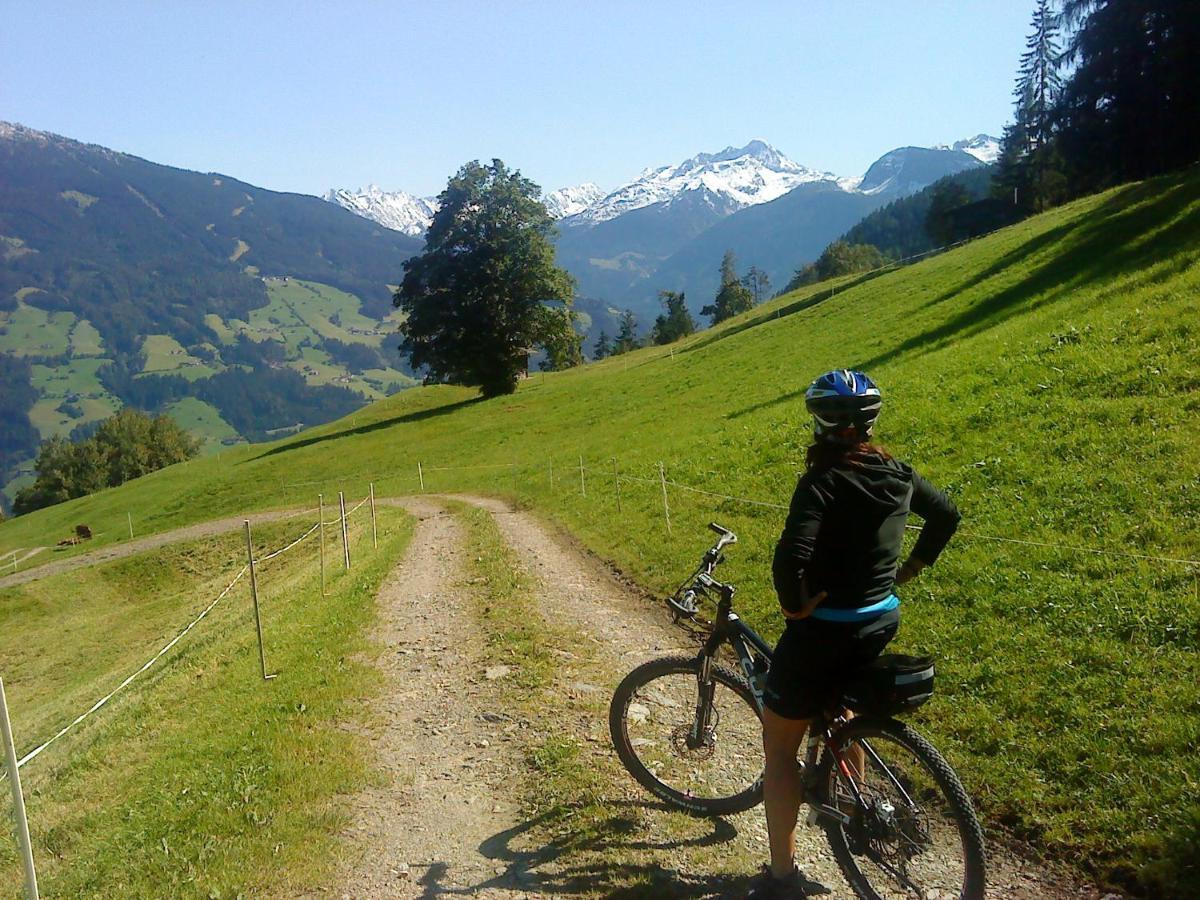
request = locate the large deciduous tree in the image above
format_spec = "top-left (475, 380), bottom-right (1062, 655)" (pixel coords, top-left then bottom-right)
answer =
top-left (394, 159), bottom-right (577, 397)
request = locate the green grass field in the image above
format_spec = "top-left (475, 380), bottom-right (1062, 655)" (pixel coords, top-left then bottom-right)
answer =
top-left (0, 506), bottom-right (411, 896)
top-left (68, 319), bottom-right (104, 357)
top-left (2, 171), bottom-right (1198, 894)
top-left (230, 279), bottom-right (388, 352)
top-left (0, 301), bottom-right (74, 357)
top-left (215, 278), bottom-right (416, 396)
top-left (25, 356), bottom-right (120, 442)
top-left (139, 334), bottom-right (217, 380)
top-left (163, 398), bottom-right (242, 453)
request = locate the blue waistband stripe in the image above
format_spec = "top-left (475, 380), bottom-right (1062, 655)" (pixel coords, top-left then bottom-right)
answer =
top-left (809, 594), bottom-right (900, 623)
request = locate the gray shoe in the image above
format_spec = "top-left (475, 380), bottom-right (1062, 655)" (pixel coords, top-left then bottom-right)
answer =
top-left (744, 864), bottom-right (831, 898)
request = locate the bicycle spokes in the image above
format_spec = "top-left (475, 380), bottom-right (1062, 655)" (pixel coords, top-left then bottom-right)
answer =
top-left (828, 734), bottom-right (966, 898)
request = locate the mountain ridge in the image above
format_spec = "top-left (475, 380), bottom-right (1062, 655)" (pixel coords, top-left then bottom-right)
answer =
top-left (327, 136), bottom-right (997, 316)
top-left (0, 121), bottom-right (423, 507)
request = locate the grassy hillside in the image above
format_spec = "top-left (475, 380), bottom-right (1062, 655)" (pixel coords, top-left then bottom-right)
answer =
top-left (2, 170), bottom-right (1198, 894)
top-left (0, 507), bottom-right (411, 896)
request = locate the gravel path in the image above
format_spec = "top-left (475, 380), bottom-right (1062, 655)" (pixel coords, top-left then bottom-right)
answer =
top-left (333, 498), bottom-right (529, 899)
top-left (330, 494), bottom-right (1108, 898)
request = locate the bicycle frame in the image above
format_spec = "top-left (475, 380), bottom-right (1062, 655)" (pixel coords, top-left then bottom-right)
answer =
top-left (694, 592), bottom-right (873, 830)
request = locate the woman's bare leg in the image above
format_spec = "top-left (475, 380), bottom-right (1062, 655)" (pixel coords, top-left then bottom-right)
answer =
top-left (762, 706), bottom-right (810, 878)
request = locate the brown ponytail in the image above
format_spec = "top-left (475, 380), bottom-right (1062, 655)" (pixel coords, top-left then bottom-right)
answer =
top-left (805, 438), bottom-right (893, 472)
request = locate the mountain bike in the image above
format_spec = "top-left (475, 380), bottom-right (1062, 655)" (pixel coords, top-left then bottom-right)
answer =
top-left (608, 523), bottom-right (986, 900)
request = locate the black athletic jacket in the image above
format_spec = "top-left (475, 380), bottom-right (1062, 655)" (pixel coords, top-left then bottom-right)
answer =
top-left (772, 453), bottom-right (960, 615)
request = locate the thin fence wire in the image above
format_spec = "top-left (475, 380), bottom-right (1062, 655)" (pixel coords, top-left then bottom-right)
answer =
top-left (556, 460), bottom-right (1200, 571)
top-left (257, 522), bottom-right (321, 564)
top-left (5, 510), bottom-right (357, 777)
top-left (6, 565), bottom-right (248, 774)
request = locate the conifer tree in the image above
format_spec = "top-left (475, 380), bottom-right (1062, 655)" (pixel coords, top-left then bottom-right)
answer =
top-left (1057, 0), bottom-right (1200, 187)
top-left (1017, 0), bottom-right (1062, 151)
top-left (701, 250), bottom-right (754, 325)
top-left (613, 309), bottom-right (640, 354)
top-left (742, 266), bottom-right (771, 305)
top-left (996, 0), bottom-right (1066, 212)
top-left (650, 291), bottom-right (696, 345)
top-left (592, 330), bottom-right (612, 360)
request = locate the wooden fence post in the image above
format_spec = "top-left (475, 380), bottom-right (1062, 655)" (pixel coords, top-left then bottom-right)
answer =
top-left (318, 494), bottom-right (326, 596)
top-left (579, 455), bottom-right (586, 498)
top-left (243, 521), bottom-right (276, 681)
top-left (417, 462), bottom-right (425, 492)
top-left (338, 492), bottom-right (350, 570)
top-left (612, 458), bottom-right (622, 512)
top-left (369, 483), bottom-right (378, 550)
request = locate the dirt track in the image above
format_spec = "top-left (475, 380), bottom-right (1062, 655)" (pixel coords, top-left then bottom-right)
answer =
top-left (0, 507), bottom-right (319, 590)
top-left (330, 496), bottom-right (1105, 899)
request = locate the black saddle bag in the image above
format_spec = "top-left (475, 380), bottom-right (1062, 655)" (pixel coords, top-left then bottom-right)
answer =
top-left (842, 653), bottom-right (935, 716)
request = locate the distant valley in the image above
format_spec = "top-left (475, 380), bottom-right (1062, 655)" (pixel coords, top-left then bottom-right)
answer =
top-left (0, 122), bottom-right (422, 507)
top-left (1, 121), bottom-right (996, 510)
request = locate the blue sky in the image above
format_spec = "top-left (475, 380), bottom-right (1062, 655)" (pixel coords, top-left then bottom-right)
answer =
top-left (3, 1), bottom-right (1031, 198)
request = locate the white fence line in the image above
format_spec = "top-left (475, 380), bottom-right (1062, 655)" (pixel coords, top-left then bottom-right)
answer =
top-left (7, 565), bottom-right (248, 774)
top-left (526, 457), bottom-right (1200, 570)
top-left (257, 522), bottom-right (320, 563)
top-left (5, 504), bottom-right (368, 777)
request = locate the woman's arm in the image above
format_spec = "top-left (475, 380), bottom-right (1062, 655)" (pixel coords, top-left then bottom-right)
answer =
top-left (900, 471), bottom-right (961, 582)
top-left (772, 474), bottom-right (832, 615)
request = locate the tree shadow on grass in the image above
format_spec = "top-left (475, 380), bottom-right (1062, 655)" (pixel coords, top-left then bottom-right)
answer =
top-left (858, 174), bottom-right (1200, 372)
top-left (410, 800), bottom-right (763, 898)
top-left (726, 172), bottom-right (1200, 423)
top-left (248, 396), bottom-right (484, 461)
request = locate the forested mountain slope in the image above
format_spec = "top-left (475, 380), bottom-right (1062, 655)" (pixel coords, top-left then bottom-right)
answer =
top-left (0, 123), bottom-right (422, 505)
top-left (3, 170), bottom-right (1198, 895)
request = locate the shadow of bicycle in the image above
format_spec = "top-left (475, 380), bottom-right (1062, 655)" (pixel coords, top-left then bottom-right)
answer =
top-left (409, 799), bottom-right (754, 898)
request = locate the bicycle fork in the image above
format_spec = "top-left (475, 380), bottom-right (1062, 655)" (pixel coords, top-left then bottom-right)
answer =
top-left (688, 653), bottom-right (717, 748)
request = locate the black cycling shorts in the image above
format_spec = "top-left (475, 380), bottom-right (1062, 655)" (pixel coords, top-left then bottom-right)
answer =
top-left (763, 609), bottom-right (899, 720)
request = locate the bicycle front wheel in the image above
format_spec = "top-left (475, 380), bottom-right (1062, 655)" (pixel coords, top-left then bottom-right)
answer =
top-left (816, 717), bottom-right (986, 900)
top-left (608, 654), bottom-right (764, 816)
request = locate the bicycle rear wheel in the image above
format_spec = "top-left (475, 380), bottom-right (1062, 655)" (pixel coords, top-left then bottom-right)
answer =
top-left (609, 654), bottom-right (764, 816)
top-left (815, 717), bottom-right (986, 900)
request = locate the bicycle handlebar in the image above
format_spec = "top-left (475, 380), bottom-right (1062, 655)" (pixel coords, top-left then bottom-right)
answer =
top-left (667, 527), bottom-right (740, 620)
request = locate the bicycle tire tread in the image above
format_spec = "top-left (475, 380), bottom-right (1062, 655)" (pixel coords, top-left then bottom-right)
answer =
top-left (608, 654), bottom-right (764, 816)
top-left (818, 717), bottom-right (987, 900)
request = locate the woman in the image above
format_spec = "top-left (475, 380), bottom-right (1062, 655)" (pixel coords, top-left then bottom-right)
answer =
top-left (747, 369), bottom-right (961, 899)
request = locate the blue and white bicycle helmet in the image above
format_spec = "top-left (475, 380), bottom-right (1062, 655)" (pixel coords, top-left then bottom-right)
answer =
top-left (805, 369), bottom-right (882, 443)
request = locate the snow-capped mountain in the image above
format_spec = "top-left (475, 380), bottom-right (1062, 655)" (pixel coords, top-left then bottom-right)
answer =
top-left (856, 145), bottom-right (985, 196)
top-left (543, 183), bottom-right (604, 218)
top-left (324, 133), bottom-right (997, 248)
top-left (568, 140), bottom-right (841, 226)
top-left (323, 185), bottom-right (438, 237)
top-left (935, 134), bottom-right (1002, 165)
